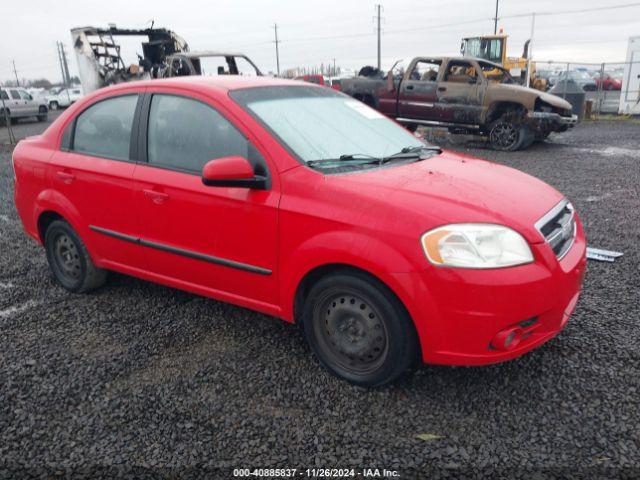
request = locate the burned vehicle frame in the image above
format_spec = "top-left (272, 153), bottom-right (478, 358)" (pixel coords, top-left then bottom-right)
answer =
top-left (162, 52), bottom-right (263, 78)
top-left (341, 57), bottom-right (578, 151)
top-left (72, 26), bottom-right (262, 94)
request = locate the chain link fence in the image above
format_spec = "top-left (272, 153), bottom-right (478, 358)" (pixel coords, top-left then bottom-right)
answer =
top-left (534, 60), bottom-right (640, 116)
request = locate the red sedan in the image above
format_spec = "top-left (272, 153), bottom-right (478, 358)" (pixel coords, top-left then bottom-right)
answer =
top-left (12, 76), bottom-right (586, 386)
top-left (595, 72), bottom-right (622, 91)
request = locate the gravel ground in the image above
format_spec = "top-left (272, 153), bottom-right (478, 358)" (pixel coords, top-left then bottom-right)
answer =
top-left (0, 119), bottom-right (639, 479)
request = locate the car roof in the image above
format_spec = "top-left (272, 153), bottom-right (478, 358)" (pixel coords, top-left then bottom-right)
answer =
top-left (99, 75), bottom-right (306, 94)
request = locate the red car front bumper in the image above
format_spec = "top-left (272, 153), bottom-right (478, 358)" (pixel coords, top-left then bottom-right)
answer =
top-left (392, 221), bottom-right (587, 366)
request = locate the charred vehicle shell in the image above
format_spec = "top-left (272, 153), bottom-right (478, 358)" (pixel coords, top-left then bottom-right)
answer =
top-left (72, 26), bottom-right (262, 94)
top-left (341, 56), bottom-right (577, 151)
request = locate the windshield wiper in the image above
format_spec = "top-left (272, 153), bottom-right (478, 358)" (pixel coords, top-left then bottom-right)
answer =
top-left (307, 153), bottom-right (382, 167)
top-left (380, 145), bottom-right (442, 164)
top-left (307, 146), bottom-right (441, 168)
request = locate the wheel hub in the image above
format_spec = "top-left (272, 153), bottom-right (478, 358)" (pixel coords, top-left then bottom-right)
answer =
top-left (54, 234), bottom-right (81, 279)
top-left (320, 294), bottom-right (387, 370)
top-left (491, 122), bottom-right (518, 148)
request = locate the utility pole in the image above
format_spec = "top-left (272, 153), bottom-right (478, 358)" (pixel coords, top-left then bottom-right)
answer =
top-left (333, 58), bottom-right (336, 76)
top-left (375, 4), bottom-right (383, 70)
top-left (273, 24), bottom-right (280, 77)
top-left (493, 0), bottom-right (499, 34)
top-left (60, 43), bottom-right (71, 86)
top-left (56, 42), bottom-right (66, 85)
top-left (12, 60), bottom-right (20, 86)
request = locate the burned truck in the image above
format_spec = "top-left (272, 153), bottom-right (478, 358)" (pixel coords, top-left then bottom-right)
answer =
top-left (71, 25), bottom-right (262, 94)
top-left (341, 56), bottom-right (577, 151)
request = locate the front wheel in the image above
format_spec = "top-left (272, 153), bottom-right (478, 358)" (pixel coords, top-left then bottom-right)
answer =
top-left (44, 220), bottom-right (107, 293)
top-left (302, 271), bottom-right (419, 386)
top-left (37, 106), bottom-right (48, 122)
top-left (488, 117), bottom-right (533, 151)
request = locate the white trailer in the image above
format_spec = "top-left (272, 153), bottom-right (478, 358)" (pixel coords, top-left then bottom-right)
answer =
top-left (618, 36), bottom-right (640, 115)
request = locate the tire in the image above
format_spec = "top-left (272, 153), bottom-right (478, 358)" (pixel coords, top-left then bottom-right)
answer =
top-left (49, 101), bottom-right (59, 111)
top-left (302, 271), bottom-right (419, 387)
top-left (0, 109), bottom-right (7, 126)
top-left (535, 130), bottom-right (551, 142)
top-left (37, 106), bottom-right (48, 122)
top-left (404, 123), bottom-right (418, 133)
top-left (488, 114), bottom-right (530, 151)
top-left (44, 220), bottom-right (107, 293)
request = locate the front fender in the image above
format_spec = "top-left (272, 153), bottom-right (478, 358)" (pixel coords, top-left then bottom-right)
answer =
top-left (279, 230), bottom-right (422, 322)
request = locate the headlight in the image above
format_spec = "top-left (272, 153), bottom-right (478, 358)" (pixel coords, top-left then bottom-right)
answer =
top-left (421, 224), bottom-right (533, 268)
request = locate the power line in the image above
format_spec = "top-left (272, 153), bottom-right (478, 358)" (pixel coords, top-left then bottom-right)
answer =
top-left (500, 2), bottom-right (640, 19)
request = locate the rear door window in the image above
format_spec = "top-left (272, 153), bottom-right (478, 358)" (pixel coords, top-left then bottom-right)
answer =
top-left (9, 90), bottom-right (20, 100)
top-left (146, 94), bottom-right (249, 173)
top-left (72, 95), bottom-right (138, 161)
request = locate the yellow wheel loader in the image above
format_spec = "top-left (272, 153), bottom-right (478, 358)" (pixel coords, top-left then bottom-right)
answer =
top-left (461, 34), bottom-right (547, 91)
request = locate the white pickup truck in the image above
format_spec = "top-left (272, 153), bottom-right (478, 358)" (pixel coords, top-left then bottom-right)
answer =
top-left (48, 87), bottom-right (84, 110)
top-left (0, 87), bottom-right (49, 124)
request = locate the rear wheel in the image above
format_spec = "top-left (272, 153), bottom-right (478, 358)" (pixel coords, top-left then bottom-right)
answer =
top-left (44, 220), bottom-right (107, 293)
top-left (302, 271), bottom-right (419, 386)
top-left (37, 106), bottom-right (48, 122)
top-left (404, 123), bottom-right (418, 133)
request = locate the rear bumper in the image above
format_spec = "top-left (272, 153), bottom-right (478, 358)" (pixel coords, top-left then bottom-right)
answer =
top-left (392, 220), bottom-right (587, 366)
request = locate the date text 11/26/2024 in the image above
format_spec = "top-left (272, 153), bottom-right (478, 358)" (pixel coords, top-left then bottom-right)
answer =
top-left (233, 468), bottom-right (400, 477)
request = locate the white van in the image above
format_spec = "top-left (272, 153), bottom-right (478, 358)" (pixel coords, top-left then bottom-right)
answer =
top-left (0, 87), bottom-right (49, 124)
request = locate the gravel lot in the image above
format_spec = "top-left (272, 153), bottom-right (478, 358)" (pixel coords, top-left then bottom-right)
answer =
top-left (1, 118), bottom-right (639, 479)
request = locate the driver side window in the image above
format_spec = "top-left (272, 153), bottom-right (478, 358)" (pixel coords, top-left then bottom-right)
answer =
top-left (147, 94), bottom-right (251, 174)
top-left (444, 61), bottom-right (477, 83)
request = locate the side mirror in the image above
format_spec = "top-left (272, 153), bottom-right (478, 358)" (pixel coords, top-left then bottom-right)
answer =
top-left (201, 156), bottom-right (267, 189)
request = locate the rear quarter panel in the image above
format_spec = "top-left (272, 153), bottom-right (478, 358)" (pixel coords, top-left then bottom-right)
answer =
top-left (12, 138), bottom-right (55, 241)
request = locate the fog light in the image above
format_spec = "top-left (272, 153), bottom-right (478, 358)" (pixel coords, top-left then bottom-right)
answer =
top-left (491, 327), bottom-right (523, 351)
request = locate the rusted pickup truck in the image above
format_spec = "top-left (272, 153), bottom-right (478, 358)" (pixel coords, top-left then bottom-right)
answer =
top-left (341, 56), bottom-right (577, 151)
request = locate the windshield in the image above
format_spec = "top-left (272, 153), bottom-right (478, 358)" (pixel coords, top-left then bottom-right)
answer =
top-left (463, 38), bottom-right (503, 63)
top-left (478, 62), bottom-right (514, 84)
top-left (231, 86), bottom-right (424, 164)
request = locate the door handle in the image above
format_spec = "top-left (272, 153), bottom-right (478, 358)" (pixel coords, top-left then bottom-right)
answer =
top-left (437, 86), bottom-right (447, 92)
top-left (143, 189), bottom-right (169, 204)
top-left (56, 171), bottom-right (75, 184)
top-left (405, 85), bottom-right (414, 90)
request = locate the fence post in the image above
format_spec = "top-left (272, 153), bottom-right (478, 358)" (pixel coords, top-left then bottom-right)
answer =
top-left (0, 83), bottom-right (17, 145)
top-left (596, 62), bottom-right (605, 116)
top-left (563, 62), bottom-right (570, 100)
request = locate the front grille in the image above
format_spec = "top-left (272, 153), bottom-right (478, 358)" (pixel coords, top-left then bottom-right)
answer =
top-left (535, 200), bottom-right (576, 259)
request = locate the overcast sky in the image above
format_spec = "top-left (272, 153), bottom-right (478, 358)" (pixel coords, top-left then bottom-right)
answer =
top-left (2, 0), bottom-right (640, 84)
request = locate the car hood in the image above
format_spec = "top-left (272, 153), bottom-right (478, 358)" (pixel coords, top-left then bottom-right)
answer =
top-left (493, 83), bottom-right (572, 110)
top-left (326, 150), bottom-right (564, 243)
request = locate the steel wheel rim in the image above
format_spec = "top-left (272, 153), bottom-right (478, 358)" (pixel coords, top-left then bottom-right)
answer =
top-left (53, 233), bottom-right (81, 280)
top-left (490, 122), bottom-right (519, 149)
top-left (314, 290), bottom-right (389, 375)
